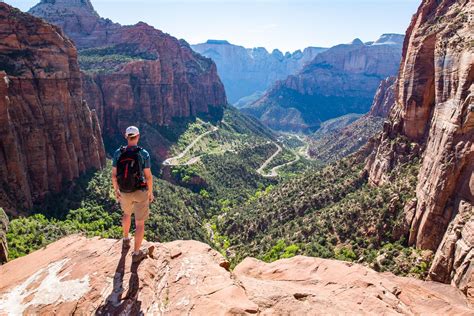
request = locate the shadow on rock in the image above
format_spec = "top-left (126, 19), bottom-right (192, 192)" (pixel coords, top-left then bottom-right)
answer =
top-left (96, 245), bottom-right (144, 315)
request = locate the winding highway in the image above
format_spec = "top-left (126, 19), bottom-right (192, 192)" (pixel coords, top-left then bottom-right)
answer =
top-left (162, 126), bottom-right (218, 166)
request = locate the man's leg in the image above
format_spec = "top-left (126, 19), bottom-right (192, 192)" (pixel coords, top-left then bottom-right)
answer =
top-left (122, 214), bottom-right (131, 239)
top-left (134, 219), bottom-right (145, 253)
top-left (131, 190), bottom-right (151, 262)
top-left (120, 192), bottom-right (133, 248)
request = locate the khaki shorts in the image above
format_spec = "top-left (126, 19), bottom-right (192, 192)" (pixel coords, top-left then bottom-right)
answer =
top-left (120, 190), bottom-right (150, 221)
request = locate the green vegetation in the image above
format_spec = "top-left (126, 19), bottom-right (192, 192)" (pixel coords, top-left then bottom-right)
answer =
top-left (78, 43), bottom-right (158, 73)
top-left (263, 239), bottom-right (301, 262)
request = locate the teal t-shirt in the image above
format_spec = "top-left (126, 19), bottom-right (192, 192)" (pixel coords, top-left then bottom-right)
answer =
top-left (112, 146), bottom-right (151, 169)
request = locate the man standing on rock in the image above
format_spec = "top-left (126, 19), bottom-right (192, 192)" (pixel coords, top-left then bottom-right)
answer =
top-left (112, 126), bottom-right (154, 263)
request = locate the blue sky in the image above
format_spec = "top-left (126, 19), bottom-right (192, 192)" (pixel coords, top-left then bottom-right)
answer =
top-left (8, 0), bottom-right (420, 52)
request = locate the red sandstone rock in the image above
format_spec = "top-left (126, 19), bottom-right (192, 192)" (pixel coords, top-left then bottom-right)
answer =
top-left (0, 4), bottom-right (106, 215)
top-left (0, 235), bottom-right (472, 314)
top-left (366, 0), bottom-right (473, 297)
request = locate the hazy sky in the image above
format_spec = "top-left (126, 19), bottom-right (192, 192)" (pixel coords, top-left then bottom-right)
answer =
top-left (8, 0), bottom-right (420, 52)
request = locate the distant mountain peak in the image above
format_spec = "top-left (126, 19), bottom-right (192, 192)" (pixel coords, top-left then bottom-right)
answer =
top-left (38, 0), bottom-right (93, 5)
top-left (205, 39), bottom-right (231, 45)
top-left (351, 38), bottom-right (364, 46)
top-left (32, 0), bottom-right (99, 16)
top-left (374, 33), bottom-right (404, 45)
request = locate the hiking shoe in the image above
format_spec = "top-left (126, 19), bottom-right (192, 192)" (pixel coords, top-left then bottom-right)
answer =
top-left (132, 246), bottom-right (154, 263)
top-left (122, 238), bottom-right (131, 249)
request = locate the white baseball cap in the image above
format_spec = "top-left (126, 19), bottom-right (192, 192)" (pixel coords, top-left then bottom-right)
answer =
top-left (125, 126), bottom-right (140, 137)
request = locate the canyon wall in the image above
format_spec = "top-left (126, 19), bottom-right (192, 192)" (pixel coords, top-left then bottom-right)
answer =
top-left (0, 3), bottom-right (106, 215)
top-left (366, 0), bottom-right (473, 298)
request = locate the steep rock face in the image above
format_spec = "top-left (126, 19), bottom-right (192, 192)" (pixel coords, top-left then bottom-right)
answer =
top-left (369, 76), bottom-right (397, 117)
top-left (30, 0), bottom-right (227, 162)
top-left (242, 34), bottom-right (403, 132)
top-left (366, 0), bottom-right (473, 297)
top-left (0, 4), bottom-right (106, 215)
top-left (0, 209), bottom-right (7, 264)
top-left (192, 40), bottom-right (326, 103)
top-left (0, 235), bottom-right (472, 313)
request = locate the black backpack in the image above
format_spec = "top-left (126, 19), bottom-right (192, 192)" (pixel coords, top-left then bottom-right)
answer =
top-left (116, 146), bottom-right (147, 192)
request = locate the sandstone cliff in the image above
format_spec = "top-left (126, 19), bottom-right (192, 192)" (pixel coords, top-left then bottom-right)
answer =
top-left (30, 0), bottom-right (227, 163)
top-left (242, 34), bottom-right (403, 132)
top-left (0, 209), bottom-right (7, 264)
top-left (0, 4), bottom-right (106, 215)
top-left (366, 0), bottom-right (473, 298)
top-left (0, 235), bottom-right (472, 314)
top-left (192, 40), bottom-right (326, 103)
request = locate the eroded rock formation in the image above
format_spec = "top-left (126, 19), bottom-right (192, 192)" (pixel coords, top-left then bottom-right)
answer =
top-left (242, 34), bottom-right (403, 132)
top-left (0, 235), bottom-right (472, 313)
top-left (0, 4), bottom-right (106, 215)
top-left (366, 0), bottom-right (473, 299)
top-left (30, 0), bottom-right (227, 163)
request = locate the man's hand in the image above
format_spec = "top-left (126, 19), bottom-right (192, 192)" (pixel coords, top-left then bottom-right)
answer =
top-left (148, 191), bottom-right (154, 203)
top-left (115, 189), bottom-right (121, 201)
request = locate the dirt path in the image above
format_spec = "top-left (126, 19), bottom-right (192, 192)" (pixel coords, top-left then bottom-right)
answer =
top-left (163, 126), bottom-right (218, 166)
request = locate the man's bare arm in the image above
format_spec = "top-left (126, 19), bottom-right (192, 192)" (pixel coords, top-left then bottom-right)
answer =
top-left (144, 168), bottom-right (154, 202)
top-left (112, 167), bottom-right (121, 200)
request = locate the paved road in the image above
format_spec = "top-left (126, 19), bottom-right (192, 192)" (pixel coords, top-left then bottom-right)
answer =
top-left (162, 126), bottom-right (218, 166)
top-left (256, 143), bottom-right (282, 177)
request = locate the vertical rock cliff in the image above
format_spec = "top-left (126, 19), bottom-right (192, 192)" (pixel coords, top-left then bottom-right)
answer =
top-left (366, 0), bottom-right (473, 298)
top-left (0, 3), bottom-right (106, 215)
top-left (30, 0), bottom-right (227, 162)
